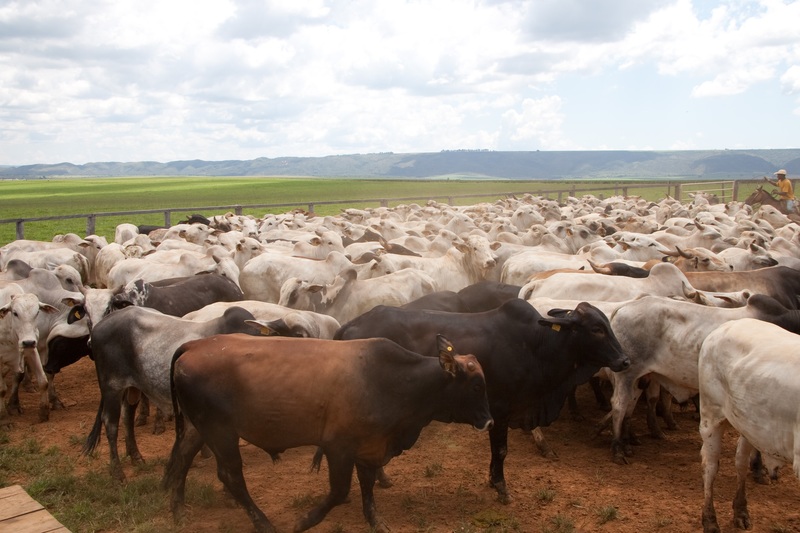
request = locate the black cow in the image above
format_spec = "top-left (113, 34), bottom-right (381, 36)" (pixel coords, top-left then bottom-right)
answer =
top-left (84, 305), bottom-right (260, 481)
top-left (334, 298), bottom-right (630, 503)
top-left (163, 334), bottom-right (492, 533)
top-left (403, 280), bottom-right (521, 313)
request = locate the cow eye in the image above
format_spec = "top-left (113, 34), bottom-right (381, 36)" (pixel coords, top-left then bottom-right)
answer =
top-left (591, 326), bottom-right (604, 335)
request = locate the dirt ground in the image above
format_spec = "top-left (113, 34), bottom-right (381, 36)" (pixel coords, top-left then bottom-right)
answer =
top-left (4, 356), bottom-right (800, 533)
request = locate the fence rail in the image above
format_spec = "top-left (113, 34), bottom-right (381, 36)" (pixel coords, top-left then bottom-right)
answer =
top-left (0, 180), bottom-right (754, 241)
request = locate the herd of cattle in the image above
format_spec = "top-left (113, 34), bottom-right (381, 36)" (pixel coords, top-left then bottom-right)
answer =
top-left (1, 191), bottom-right (800, 532)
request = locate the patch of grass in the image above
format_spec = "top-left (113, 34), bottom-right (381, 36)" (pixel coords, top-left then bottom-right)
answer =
top-left (291, 492), bottom-right (320, 509)
top-left (0, 435), bottom-right (179, 532)
top-left (424, 462), bottom-right (444, 478)
top-left (536, 486), bottom-right (557, 503)
top-left (471, 509), bottom-right (521, 531)
top-left (542, 514), bottom-right (575, 533)
top-left (595, 505), bottom-right (618, 524)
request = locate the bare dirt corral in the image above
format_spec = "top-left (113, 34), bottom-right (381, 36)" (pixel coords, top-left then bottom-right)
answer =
top-left (4, 356), bottom-right (800, 533)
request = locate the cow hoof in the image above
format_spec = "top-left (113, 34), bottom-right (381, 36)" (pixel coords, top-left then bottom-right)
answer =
top-left (50, 398), bottom-right (66, 411)
top-left (38, 406), bottom-right (50, 423)
top-left (612, 454), bottom-right (629, 465)
top-left (733, 513), bottom-right (751, 530)
top-left (377, 472), bottom-right (394, 489)
top-left (650, 430), bottom-right (666, 440)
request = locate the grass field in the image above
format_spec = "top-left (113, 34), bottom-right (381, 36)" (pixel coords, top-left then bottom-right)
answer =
top-left (0, 177), bottom-right (757, 244)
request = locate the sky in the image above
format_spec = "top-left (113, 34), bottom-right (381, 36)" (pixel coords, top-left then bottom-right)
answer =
top-left (1, 0), bottom-right (798, 166)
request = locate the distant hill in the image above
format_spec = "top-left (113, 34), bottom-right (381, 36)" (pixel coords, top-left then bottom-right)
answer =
top-left (2, 149), bottom-right (799, 180)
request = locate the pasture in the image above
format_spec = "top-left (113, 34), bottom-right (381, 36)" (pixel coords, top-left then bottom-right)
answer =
top-left (0, 177), bottom-right (755, 244)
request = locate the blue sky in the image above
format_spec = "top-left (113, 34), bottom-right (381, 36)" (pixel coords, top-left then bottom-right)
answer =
top-left (1, 0), bottom-right (798, 165)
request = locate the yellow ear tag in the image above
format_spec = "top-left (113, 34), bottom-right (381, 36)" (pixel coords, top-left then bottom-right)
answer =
top-left (73, 310), bottom-right (81, 319)
top-left (551, 324), bottom-right (561, 332)
top-left (447, 346), bottom-right (453, 352)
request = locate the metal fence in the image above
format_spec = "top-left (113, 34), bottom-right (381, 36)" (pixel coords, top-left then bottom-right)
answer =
top-left (0, 179), bottom-right (752, 241)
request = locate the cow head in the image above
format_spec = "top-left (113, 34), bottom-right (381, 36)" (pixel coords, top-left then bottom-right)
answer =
top-left (436, 335), bottom-right (493, 432)
top-left (539, 302), bottom-right (629, 372)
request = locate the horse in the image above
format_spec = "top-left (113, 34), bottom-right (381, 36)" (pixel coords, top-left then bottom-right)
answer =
top-left (743, 185), bottom-right (800, 219)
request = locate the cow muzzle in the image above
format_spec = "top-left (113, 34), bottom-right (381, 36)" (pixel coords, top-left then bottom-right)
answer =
top-left (611, 356), bottom-right (631, 372)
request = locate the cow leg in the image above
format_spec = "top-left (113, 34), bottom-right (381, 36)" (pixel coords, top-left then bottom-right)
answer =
top-left (0, 369), bottom-right (12, 424)
top-left (699, 409), bottom-right (723, 533)
top-left (488, 420), bottom-right (511, 504)
top-left (529, 427), bottom-right (557, 459)
top-left (376, 467), bottom-right (393, 488)
top-left (7, 371), bottom-right (24, 415)
top-left (609, 375), bottom-right (642, 464)
top-left (566, 386), bottom-right (584, 421)
top-left (153, 407), bottom-right (167, 435)
top-left (45, 372), bottom-right (65, 411)
top-left (135, 394), bottom-right (150, 427)
top-left (589, 376), bottom-right (611, 410)
top-left (211, 433), bottom-right (276, 533)
top-left (122, 388), bottom-right (144, 465)
top-left (295, 451), bottom-right (354, 532)
top-left (101, 395), bottom-right (126, 482)
top-left (163, 421), bottom-right (206, 522)
top-left (23, 349), bottom-right (50, 422)
top-left (355, 464), bottom-right (389, 533)
top-left (732, 436), bottom-right (753, 530)
top-left (645, 381), bottom-right (666, 439)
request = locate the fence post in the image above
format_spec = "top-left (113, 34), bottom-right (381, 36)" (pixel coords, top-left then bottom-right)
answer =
top-left (307, 203), bottom-right (315, 214)
top-left (234, 205), bottom-right (243, 216)
top-left (164, 211), bottom-right (172, 227)
top-left (15, 220), bottom-right (24, 240)
top-left (622, 186), bottom-right (629, 197)
top-left (732, 180), bottom-right (740, 202)
top-left (674, 184), bottom-right (682, 203)
top-left (86, 214), bottom-right (96, 236)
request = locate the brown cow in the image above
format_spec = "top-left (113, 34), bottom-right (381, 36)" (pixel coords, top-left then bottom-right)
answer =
top-left (163, 334), bottom-right (493, 533)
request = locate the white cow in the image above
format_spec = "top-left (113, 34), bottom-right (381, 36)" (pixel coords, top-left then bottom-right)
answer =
top-left (278, 268), bottom-right (439, 325)
top-left (239, 251), bottom-right (391, 304)
top-left (605, 294), bottom-right (800, 464)
top-left (371, 235), bottom-right (498, 292)
top-left (0, 286), bottom-right (59, 422)
top-left (183, 300), bottom-right (341, 339)
top-left (699, 318), bottom-right (800, 533)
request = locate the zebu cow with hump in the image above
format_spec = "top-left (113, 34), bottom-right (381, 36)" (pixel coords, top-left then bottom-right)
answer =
top-left (334, 298), bottom-right (630, 503)
top-left (84, 305), bottom-right (261, 481)
top-left (699, 318), bottom-right (800, 533)
top-left (605, 293), bottom-right (800, 464)
top-left (163, 334), bottom-right (493, 533)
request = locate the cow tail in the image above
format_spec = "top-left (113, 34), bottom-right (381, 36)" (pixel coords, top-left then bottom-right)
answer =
top-left (82, 397), bottom-right (104, 456)
top-left (311, 447), bottom-right (325, 473)
top-left (169, 345), bottom-right (187, 441)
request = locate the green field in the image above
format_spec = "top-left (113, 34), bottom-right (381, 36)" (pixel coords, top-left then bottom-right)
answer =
top-left (0, 177), bottom-right (759, 244)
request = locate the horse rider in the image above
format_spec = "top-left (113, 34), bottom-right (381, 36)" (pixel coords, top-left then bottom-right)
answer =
top-left (764, 169), bottom-right (798, 214)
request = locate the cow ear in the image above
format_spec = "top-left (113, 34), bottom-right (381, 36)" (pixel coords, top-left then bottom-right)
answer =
top-left (0, 304), bottom-right (11, 319)
top-left (437, 334), bottom-right (458, 377)
top-left (67, 305), bottom-right (87, 324)
top-left (40, 303), bottom-right (60, 315)
top-left (111, 298), bottom-right (134, 311)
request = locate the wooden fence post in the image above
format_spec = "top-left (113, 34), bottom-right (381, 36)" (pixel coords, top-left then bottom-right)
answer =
top-left (732, 180), bottom-right (740, 201)
top-left (15, 221), bottom-right (24, 240)
top-left (86, 215), bottom-right (96, 236)
top-left (674, 184), bottom-right (682, 203)
top-left (164, 211), bottom-right (172, 227)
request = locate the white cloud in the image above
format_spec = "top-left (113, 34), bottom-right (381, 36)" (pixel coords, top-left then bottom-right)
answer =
top-left (0, 0), bottom-right (798, 164)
